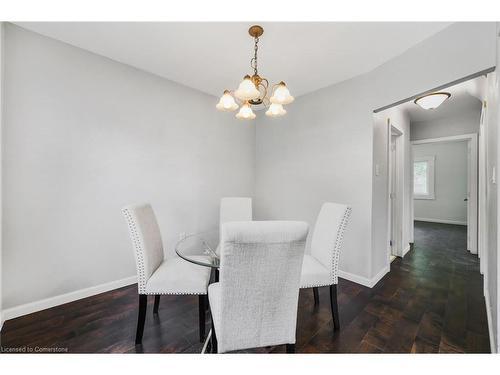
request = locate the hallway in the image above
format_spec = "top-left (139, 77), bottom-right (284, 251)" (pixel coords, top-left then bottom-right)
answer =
top-left (372, 221), bottom-right (490, 352)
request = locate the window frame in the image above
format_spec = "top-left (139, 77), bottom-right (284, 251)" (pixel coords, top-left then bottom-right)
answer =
top-left (413, 155), bottom-right (435, 200)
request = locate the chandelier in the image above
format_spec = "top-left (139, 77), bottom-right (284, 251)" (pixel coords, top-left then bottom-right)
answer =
top-left (216, 25), bottom-right (294, 120)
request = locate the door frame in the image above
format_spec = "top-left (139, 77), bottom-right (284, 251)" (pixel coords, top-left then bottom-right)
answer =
top-left (387, 122), bottom-right (404, 263)
top-left (411, 133), bottom-right (478, 254)
top-left (478, 101), bottom-right (487, 275)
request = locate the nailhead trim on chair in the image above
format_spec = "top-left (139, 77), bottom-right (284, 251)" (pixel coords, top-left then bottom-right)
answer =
top-left (140, 291), bottom-right (208, 295)
top-left (122, 207), bottom-right (148, 294)
top-left (301, 283), bottom-right (332, 288)
top-left (331, 206), bottom-right (352, 285)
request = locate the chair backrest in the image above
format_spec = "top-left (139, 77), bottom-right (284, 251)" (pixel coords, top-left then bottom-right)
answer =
top-left (310, 202), bottom-right (352, 284)
top-left (220, 197), bottom-right (252, 225)
top-left (217, 220), bottom-right (308, 353)
top-left (122, 203), bottom-right (164, 294)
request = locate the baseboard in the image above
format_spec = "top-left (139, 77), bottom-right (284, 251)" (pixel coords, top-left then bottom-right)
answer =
top-left (414, 217), bottom-right (467, 226)
top-left (370, 265), bottom-right (391, 287)
top-left (2, 275), bottom-right (137, 322)
top-left (339, 265), bottom-right (390, 288)
top-left (484, 287), bottom-right (496, 353)
top-left (402, 244), bottom-right (411, 257)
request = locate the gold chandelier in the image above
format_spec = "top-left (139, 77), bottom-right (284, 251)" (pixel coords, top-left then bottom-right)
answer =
top-left (216, 25), bottom-right (294, 120)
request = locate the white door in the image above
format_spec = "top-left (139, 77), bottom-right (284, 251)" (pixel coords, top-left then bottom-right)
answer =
top-left (466, 136), bottom-right (478, 254)
top-left (467, 140), bottom-right (471, 251)
top-left (390, 136), bottom-right (397, 256)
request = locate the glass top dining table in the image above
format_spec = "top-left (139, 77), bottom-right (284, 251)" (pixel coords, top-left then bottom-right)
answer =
top-left (175, 231), bottom-right (220, 269)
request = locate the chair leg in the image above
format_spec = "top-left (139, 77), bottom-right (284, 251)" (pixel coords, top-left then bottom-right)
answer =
top-left (153, 295), bottom-right (160, 314)
top-left (330, 284), bottom-right (340, 331)
top-left (313, 287), bottom-right (319, 305)
top-left (199, 295), bottom-right (206, 343)
top-left (211, 315), bottom-right (218, 353)
top-left (286, 344), bottom-right (295, 353)
top-left (135, 295), bottom-right (148, 344)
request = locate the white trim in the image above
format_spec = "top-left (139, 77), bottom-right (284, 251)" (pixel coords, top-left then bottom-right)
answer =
top-left (387, 120), bottom-right (404, 264)
top-left (414, 217), bottom-right (467, 226)
top-left (402, 244), bottom-right (411, 257)
top-left (484, 288), bottom-right (496, 353)
top-left (411, 133), bottom-right (479, 145)
top-left (0, 311), bottom-right (4, 332)
top-left (391, 126), bottom-right (403, 136)
top-left (413, 155), bottom-right (435, 200)
top-left (2, 276), bottom-right (137, 322)
top-left (339, 265), bottom-right (390, 288)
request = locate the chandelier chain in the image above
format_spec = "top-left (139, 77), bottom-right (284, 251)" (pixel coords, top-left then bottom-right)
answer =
top-left (251, 37), bottom-right (259, 75)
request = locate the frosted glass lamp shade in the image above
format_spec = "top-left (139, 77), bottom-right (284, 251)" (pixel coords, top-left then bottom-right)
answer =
top-left (270, 81), bottom-right (294, 105)
top-left (414, 92), bottom-right (451, 110)
top-left (265, 103), bottom-right (286, 117)
top-left (235, 102), bottom-right (256, 120)
top-left (216, 90), bottom-right (239, 111)
top-left (234, 75), bottom-right (261, 101)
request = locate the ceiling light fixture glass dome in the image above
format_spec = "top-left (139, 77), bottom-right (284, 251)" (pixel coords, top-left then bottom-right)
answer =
top-left (216, 90), bottom-right (239, 111)
top-left (234, 75), bottom-right (261, 101)
top-left (270, 81), bottom-right (294, 105)
top-left (265, 103), bottom-right (287, 117)
top-left (235, 102), bottom-right (256, 120)
top-left (414, 92), bottom-right (451, 110)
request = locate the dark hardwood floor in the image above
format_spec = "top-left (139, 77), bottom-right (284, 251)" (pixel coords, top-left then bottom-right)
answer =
top-left (0, 221), bottom-right (490, 353)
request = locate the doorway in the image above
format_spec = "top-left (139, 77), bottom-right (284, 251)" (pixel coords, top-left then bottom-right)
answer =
top-left (411, 134), bottom-right (478, 253)
top-left (388, 124), bottom-right (403, 262)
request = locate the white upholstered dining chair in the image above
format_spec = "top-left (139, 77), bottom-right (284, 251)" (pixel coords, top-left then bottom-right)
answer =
top-left (208, 221), bottom-right (309, 353)
top-left (299, 202), bottom-right (352, 332)
top-left (122, 203), bottom-right (211, 345)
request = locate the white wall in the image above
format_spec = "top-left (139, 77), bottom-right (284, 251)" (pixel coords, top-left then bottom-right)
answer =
top-left (2, 24), bottom-right (255, 311)
top-left (256, 74), bottom-right (374, 282)
top-left (255, 22), bottom-right (496, 286)
top-left (410, 106), bottom-right (481, 141)
top-left (413, 141), bottom-right (468, 224)
top-left (485, 24), bottom-right (500, 353)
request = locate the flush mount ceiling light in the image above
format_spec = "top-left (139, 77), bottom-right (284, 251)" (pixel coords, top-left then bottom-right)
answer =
top-left (414, 92), bottom-right (451, 110)
top-left (216, 25), bottom-right (294, 120)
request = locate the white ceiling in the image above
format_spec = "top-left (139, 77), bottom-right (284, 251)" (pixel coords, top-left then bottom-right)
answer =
top-left (15, 22), bottom-right (452, 98)
top-left (399, 76), bottom-right (484, 123)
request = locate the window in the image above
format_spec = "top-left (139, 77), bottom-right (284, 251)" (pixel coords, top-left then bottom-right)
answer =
top-left (413, 156), bottom-right (435, 200)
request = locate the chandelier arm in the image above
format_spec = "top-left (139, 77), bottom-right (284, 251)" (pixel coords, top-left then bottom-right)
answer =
top-left (260, 85), bottom-right (268, 103)
top-left (260, 78), bottom-right (269, 100)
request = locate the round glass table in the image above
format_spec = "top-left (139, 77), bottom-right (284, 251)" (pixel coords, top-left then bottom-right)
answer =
top-left (175, 231), bottom-right (220, 353)
top-left (175, 231), bottom-right (220, 269)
